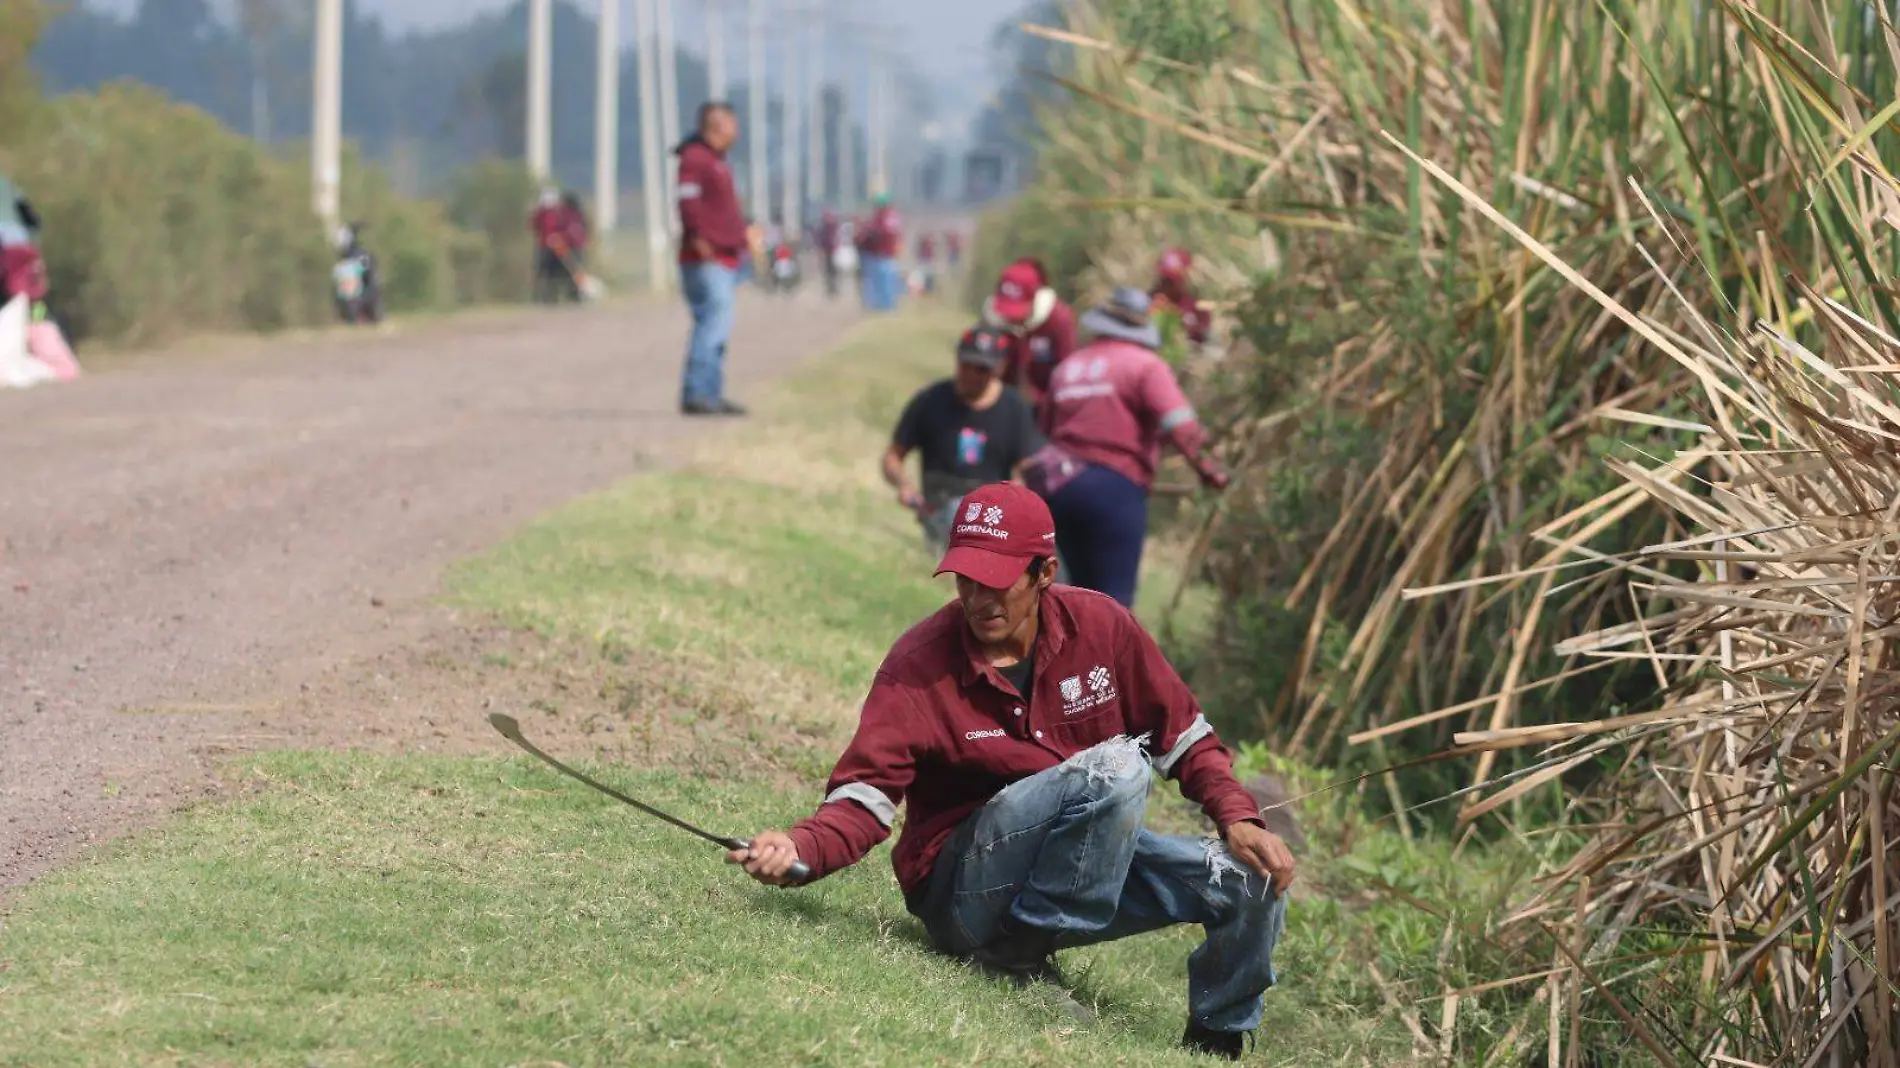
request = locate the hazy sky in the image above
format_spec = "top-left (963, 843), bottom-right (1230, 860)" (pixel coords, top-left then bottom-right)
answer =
top-left (87, 0), bottom-right (1028, 134)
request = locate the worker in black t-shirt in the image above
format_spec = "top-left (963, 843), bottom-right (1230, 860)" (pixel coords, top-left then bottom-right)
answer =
top-left (883, 326), bottom-right (1045, 550)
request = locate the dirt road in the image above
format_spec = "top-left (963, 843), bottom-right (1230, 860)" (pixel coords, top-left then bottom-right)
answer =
top-left (0, 291), bottom-right (860, 888)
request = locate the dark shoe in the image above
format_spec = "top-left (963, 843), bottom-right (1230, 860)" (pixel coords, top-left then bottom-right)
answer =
top-left (968, 931), bottom-right (1096, 1026)
top-left (681, 397), bottom-right (745, 417)
top-left (969, 941), bottom-right (1062, 988)
top-left (1182, 1022), bottom-right (1250, 1061)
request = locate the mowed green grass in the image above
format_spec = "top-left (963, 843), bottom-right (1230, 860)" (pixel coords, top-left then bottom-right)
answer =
top-left (0, 310), bottom-right (1439, 1066)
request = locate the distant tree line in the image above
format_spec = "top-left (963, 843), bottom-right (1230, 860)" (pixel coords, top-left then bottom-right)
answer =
top-left (31, 0), bottom-right (865, 203)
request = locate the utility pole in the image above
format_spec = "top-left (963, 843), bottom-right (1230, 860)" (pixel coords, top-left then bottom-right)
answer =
top-left (527, 0), bottom-right (552, 180)
top-left (746, 0), bottom-right (768, 224)
top-left (806, 2), bottom-right (825, 210)
top-left (706, 0), bottom-right (727, 101)
top-left (634, 0), bottom-right (670, 292)
top-left (656, 0), bottom-right (681, 230)
top-left (594, 0), bottom-right (620, 233)
top-left (311, 0), bottom-right (342, 225)
top-left (778, 0), bottom-right (800, 234)
top-left (865, 45), bottom-right (885, 198)
top-left (835, 32), bottom-right (854, 211)
top-left (874, 33), bottom-right (896, 199)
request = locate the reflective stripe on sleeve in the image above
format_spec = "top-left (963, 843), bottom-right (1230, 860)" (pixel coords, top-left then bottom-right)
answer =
top-left (824, 782), bottom-right (897, 828)
top-left (1159, 406), bottom-right (1198, 432)
top-left (1154, 713), bottom-right (1215, 777)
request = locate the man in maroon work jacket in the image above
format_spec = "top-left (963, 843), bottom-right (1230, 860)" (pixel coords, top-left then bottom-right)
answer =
top-left (732, 482), bottom-right (1294, 1060)
top-left (981, 258), bottom-right (1078, 403)
top-left (675, 102), bottom-right (750, 416)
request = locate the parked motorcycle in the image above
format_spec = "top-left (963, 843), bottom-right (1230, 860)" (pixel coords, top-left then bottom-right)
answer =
top-left (331, 223), bottom-right (383, 325)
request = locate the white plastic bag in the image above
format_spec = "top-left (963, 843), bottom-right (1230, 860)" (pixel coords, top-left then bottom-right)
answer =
top-left (0, 294), bottom-right (53, 389)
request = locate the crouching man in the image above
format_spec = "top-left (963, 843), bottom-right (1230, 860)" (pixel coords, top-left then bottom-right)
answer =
top-left (729, 482), bottom-right (1293, 1060)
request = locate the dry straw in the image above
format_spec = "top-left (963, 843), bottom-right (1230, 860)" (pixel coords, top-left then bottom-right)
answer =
top-left (1021, 0), bottom-right (1900, 1061)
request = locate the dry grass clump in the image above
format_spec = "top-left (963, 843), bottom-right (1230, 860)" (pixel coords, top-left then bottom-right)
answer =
top-left (1006, 0), bottom-right (1900, 1061)
top-left (1434, 170), bottom-right (1900, 1068)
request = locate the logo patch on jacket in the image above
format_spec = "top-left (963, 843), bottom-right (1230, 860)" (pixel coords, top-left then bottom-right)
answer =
top-left (1059, 666), bottom-right (1118, 716)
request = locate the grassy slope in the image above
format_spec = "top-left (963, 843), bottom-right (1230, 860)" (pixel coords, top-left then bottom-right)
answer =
top-left (0, 310), bottom-right (1477, 1067)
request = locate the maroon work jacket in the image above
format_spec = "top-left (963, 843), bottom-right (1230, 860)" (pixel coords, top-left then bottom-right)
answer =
top-left (788, 585), bottom-right (1262, 895)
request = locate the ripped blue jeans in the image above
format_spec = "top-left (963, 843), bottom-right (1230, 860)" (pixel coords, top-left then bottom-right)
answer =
top-left (912, 738), bottom-right (1287, 1033)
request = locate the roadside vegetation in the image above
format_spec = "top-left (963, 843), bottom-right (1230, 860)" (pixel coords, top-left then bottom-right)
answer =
top-left (0, 0), bottom-right (539, 349)
top-left (974, 0), bottom-right (1900, 1063)
top-left (2, 312), bottom-right (1512, 1067)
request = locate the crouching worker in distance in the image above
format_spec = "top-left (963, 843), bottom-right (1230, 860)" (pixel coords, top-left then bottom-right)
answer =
top-left (729, 482), bottom-right (1294, 1061)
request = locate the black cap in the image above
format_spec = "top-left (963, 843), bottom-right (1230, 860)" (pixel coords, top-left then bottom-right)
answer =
top-left (956, 326), bottom-right (1010, 370)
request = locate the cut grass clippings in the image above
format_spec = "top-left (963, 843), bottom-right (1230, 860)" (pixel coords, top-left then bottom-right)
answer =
top-left (0, 310), bottom-right (1486, 1066)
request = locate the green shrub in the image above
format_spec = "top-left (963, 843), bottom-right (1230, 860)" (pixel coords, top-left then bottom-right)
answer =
top-left (0, 0), bottom-right (534, 347)
top-left (445, 159), bottom-right (539, 305)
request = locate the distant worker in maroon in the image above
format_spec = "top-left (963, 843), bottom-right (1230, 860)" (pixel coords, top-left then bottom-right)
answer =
top-left (1028, 286), bottom-right (1230, 607)
top-left (675, 101), bottom-right (750, 416)
top-left (980, 257), bottom-right (1078, 402)
top-left (530, 186), bottom-right (577, 303)
top-left (730, 482), bottom-right (1292, 1061)
top-left (857, 194), bottom-right (904, 311)
top-left (1151, 247), bottom-right (1209, 345)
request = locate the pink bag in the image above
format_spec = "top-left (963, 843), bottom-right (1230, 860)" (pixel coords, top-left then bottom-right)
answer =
top-left (1022, 443), bottom-right (1085, 499)
top-left (26, 318), bottom-right (80, 381)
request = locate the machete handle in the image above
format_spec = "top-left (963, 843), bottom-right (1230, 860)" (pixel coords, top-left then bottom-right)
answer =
top-left (733, 838), bottom-right (813, 885)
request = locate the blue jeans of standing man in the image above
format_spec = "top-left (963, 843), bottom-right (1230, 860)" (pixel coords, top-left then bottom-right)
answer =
top-left (911, 737), bottom-right (1287, 1034)
top-left (679, 261), bottom-right (738, 406)
top-left (860, 255), bottom-right (901, 311)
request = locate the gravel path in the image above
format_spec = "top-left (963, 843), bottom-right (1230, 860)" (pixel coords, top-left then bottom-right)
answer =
top-left (0, 291), bottom-right (860, 888)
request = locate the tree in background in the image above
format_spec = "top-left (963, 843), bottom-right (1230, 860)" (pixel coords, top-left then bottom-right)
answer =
top-left (454, 51), bottom-right (529, 162)
top-left (967, 0), bottom-right (1065, 197)
top-left (234, 0), bottom-right (300, 145)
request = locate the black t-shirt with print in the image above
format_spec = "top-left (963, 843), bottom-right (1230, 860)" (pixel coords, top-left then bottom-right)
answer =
top-left (892, 380), bottom-right (1044, 505)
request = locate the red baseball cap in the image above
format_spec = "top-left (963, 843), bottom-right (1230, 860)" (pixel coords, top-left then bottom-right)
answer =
top-left (1157, 248), bottom-right (1191, 279)
top-left (935, 482), bottom-right (1058, 589)
top-left (990, 259), bottom-right (1045, 324)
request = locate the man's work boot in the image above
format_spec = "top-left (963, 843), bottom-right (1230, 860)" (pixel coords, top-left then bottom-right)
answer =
top-left (968, 924), bottom-right (1095, 1026)
top-left (968, 916), bottom-right (1058, 984)
top-left (1181, 1022), bottom-right (1250, 1061)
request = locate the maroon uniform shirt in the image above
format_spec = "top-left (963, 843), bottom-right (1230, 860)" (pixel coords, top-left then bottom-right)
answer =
top-left (859, 206), bottom-right (903, 257)
top-left (1153, 278), bottom-right (1209, 344)
top-left (531, 205), bottom-right (565, 248)
top-left (1001, 299), bottom-right (1079, 396)
top-left (1042, 337), bottom-right (1207, 492)
top-left (788, 585), bottom-right (1262, 896)
top-left (675, 138), bottom-right (748, 267)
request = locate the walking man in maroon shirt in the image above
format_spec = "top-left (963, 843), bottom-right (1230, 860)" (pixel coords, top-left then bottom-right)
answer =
top-left (730, 482), bottom-right (1293, 1060)
top-left (675, 102), bottom-right (750, 416)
